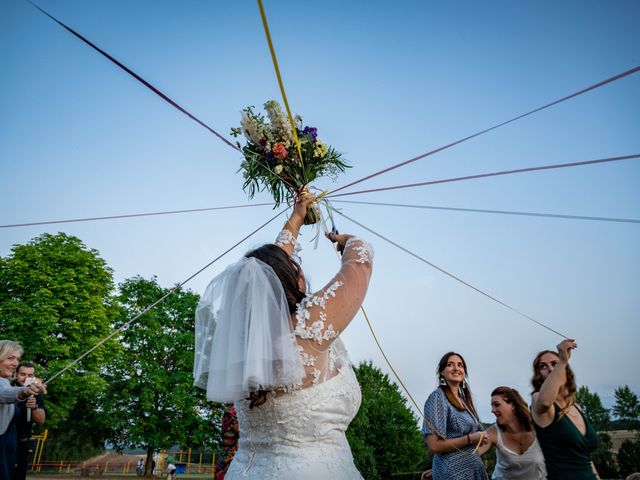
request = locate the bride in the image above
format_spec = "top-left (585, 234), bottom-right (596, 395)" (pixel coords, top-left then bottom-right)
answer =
top-left (194, 192), bottom-right (373, 479)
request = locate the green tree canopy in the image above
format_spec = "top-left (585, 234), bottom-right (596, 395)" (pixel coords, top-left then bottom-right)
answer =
top-left (99, 276), bottom-right (224, 476)
top-left (576, 385), bottom-right (610, 431)
top-left (613, 385), bottom-right (640, 431)
top-left (0, 233), bottom-right (118, 457)
top-left (346, 361), bottom-right (426, 480)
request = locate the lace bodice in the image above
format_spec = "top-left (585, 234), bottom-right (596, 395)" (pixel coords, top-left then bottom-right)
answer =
top-left (227, 341), bottom-right (363, 479)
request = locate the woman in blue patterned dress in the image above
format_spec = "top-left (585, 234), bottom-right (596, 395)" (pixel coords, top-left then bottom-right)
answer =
top-left (423, 352), bottom-right (488, 480)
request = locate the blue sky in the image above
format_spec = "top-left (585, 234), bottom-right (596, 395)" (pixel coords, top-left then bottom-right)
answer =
top-left (1, 0), bottom-right (639, 421)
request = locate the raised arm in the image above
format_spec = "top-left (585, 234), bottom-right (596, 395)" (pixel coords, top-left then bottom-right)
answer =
top-left (274, 190), bottom-right (315, 257)
top-left (532, 339), bottom-right (576, 426)
top-left (293, 233), bottom-right (373, 350)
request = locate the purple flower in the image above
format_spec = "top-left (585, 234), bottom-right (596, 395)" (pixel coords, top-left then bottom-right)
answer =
top-left (302, 126), bottom-right (318, 141)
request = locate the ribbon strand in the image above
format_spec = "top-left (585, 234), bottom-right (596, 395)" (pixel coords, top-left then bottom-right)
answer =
top-left (332, 200), bottom-right (640, 225)
top-left (334, 209), bottom-right (569, 339)
top-left (328, 154), bottom-right (640, 198)
top-left (44, 209), bottom-right (287, 385)
top-left (329, 65), bottom-right (640, 195)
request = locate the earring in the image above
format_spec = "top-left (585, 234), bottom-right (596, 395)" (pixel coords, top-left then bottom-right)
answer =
top-left (439, 375), bottom-right (447, 386)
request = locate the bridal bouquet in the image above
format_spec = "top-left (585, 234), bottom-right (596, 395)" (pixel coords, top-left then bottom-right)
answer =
top-left (231, 100), bottom-right (349, 224)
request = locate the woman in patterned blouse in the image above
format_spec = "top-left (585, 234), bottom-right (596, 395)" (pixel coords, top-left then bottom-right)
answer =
top-left (423, 352), bottom-right (488, 480)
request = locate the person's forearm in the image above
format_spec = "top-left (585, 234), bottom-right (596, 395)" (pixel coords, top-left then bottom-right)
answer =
top-left (285, 210), bottom-right (304, 235)
top-left (0, 384), bottom-right (24, 402)
top-left (534, 362), bottom-right (567, 412)
top-left (430, 434), bottom-right (475, 454)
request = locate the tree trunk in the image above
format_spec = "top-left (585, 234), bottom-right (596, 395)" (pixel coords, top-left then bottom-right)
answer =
top-left (144, 446), bottom-right (155, 477)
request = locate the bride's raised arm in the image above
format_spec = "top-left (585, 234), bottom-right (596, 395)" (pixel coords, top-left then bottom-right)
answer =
top-left (274, 191), bottom-right (314, 258)
top-left (293, 233), bottom-right (373, 350)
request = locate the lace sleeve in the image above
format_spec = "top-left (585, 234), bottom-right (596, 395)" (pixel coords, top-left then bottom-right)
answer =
top-left (293, 237), bottom-right (373, 351)
top-left (275, 227), bottom-right (301, 259)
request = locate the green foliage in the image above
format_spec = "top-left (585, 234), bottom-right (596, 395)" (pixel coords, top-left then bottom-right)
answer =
top-left (617, 433), bottom-right (640, 477)
top-left (591, 432), bottom-right (619, 478)
top-left (576, 385), bottom-right (611, 431)
top-left (0, 233), bottom-right (118, 458)
top-left (346, 361), bottom-right (427, 480)
top-left (613, 385), bottom-right (640, 431)
top-left (483, 443), bottom-right (497, 476)
top-left (99, 276), bottom-right (224, 457)
top-left (233, 101), bottom-right (349, 208)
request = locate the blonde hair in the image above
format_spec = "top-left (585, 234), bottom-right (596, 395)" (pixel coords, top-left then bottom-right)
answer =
top-left (0, 340), bottom-right (23, 361)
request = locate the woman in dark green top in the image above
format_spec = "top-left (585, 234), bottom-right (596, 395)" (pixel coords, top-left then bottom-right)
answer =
top-left (530, 339), bottom-right (599, 479)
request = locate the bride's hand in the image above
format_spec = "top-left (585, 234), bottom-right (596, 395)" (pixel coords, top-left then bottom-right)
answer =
top-left (325, 231), bottom-right (353, 254)
top-left (290, 188), bottom-right (315, 227)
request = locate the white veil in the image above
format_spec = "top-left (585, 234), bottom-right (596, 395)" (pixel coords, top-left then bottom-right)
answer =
top-left (193, 256), bottom-right (305, 402)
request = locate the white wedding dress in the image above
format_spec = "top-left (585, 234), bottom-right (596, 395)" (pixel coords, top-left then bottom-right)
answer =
top-left (225, 232), bottom-right (373, 480)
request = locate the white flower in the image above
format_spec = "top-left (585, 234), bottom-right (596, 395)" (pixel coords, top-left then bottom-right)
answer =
top-left (274, 164), bottom-right (283, 174)
top-left (240, 112), bottom-right (263, 144)
top-left (264, 100), bottom-right (294, 144)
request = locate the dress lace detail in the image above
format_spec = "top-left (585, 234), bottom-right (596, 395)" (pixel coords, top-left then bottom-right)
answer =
top-left (294, 284), bottom-right (343, 344)
top-left (227, 343), bottom-right (363, 480)
top-left (275, 228), bottom-right (302, 260)
top-left (344, 237), bottom-right (374, 264)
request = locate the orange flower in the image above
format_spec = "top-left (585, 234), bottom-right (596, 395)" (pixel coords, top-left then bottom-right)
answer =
top-left (272, 143), bottom-right (288, 160)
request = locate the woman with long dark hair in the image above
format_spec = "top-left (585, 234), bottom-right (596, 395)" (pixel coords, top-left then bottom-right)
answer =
top-left (423, 352), bottom-right (488, 479)
top-left (531, 339), bottom-right (599, 479)
top-left (477, 386), bottom-right (546, 479)
top-left (194, 192), bottom-right (373, 479)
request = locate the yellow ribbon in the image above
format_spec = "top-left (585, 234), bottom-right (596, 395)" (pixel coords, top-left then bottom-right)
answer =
top-left (256, 0), bottom-right (466, 454)
top-left (256, 0), bottom-right (304, 172)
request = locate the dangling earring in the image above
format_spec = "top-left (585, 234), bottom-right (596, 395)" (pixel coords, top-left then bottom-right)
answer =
top-left (439, 375), bottom-right (447, 386)
top-left (459, 381), bottom-right (468, 398)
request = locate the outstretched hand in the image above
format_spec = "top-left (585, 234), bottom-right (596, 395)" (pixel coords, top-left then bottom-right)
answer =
top-left (325, 230), bottom-right (353, 254)
top-left (21, 381), bottom-right (47, 399)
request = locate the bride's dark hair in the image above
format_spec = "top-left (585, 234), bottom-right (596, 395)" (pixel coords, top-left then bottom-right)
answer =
top-left (245, 244), bottom-right (306, 313)
top-left (243, 244), bottom-right (307, 407)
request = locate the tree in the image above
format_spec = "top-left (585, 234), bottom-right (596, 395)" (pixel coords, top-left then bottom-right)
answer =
top-left (346, 362), bottom-right (426, 480)
top-left (576, 386), bottom-right (610, 431)
top-left (617, 434), bottom-right (640, 477)
top-left (613, 385), bottom-right (640, 431)
top-left (0, 233), bottom-right (118, 458)
top-left (591, 432), bottom-right (618, 478)
top-left (99, 276), bottom-right (224, 476)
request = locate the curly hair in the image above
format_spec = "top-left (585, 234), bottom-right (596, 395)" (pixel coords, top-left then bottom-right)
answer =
top-left (491, 386), bottom-right (533, 431)
top-left (531, 350), bottom-right (577, 412)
